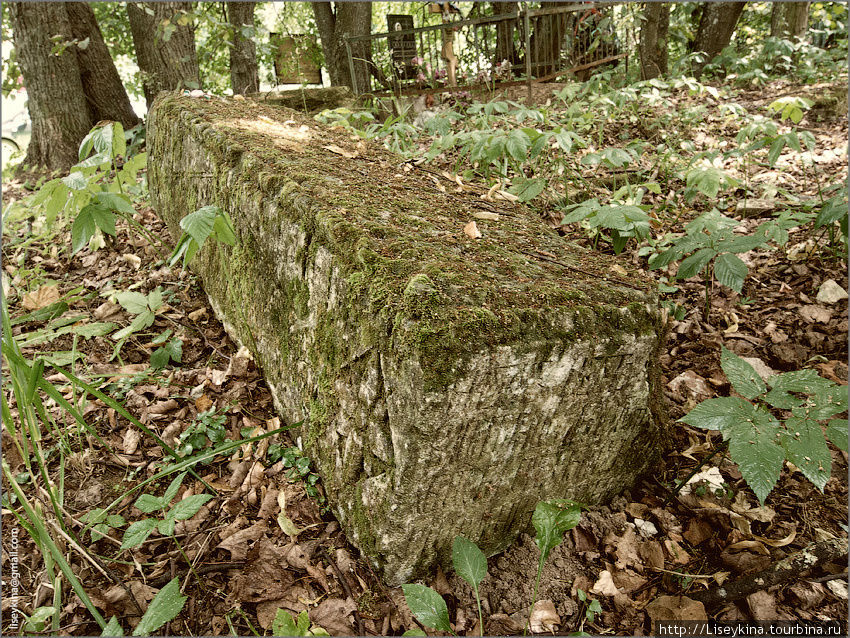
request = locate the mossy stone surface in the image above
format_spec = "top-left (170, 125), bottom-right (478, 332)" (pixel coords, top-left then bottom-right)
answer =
top-left (148, 93), bottom-right (667, 584)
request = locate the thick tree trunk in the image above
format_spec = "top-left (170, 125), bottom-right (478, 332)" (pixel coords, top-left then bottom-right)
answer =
top-left (127, 2), bottom-right (200, 108)
top-left (770, 1), bottom-right (810, 39)
top-left (492, 2), bottom-right (520, 67)
top-left (639, 2), bottom-right (670, 80)
top-left (691, 2), bottom-right (746, 77)
top-left (8, 2), bottom-right (93, 172)
top-left (66, 2), bottom-right (141, 130)
top-left (226, 2), bottom-right (259, 95)
top-left (312, 1), bottom-right (371, 92)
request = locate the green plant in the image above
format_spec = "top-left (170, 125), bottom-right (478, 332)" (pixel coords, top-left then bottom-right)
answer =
top-left (680, 347), bottom-right (848, 504)
top-left (26, 121), bottom-right (153, 253)
top-left (575, 588), bottom-right (602, 634)
top-left (266, 443), bottom-right (322, 499)
top-left (168, 205), bottom-right (236, 268)
top-left (100, 577), bottom-right (187, 636)
top-left (526, 499), bottom-right (582, 635)
top-left (561, 198), bottom-right (652, 254)
top-left (401, 534), bottom-right (488, 636)
top-left (80, 507), bottom-right (126, 541)
top-left (649, 209), bottom-right (770, 320)
top-left (150, 329), bottom-right (183, 370)
top-left (120, 471), bottom-right (213, 550)
top-left (177, 408), bottom-right (228, 459)
top-left (271, 609), bottom-right (329, 636)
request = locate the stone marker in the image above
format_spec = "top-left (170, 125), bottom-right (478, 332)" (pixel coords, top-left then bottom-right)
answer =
top-left (148, 94), bottom-right (666, 584)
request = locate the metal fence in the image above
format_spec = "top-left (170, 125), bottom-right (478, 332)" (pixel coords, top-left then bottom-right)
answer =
top-left (344, 2), bottom-right (626, 97)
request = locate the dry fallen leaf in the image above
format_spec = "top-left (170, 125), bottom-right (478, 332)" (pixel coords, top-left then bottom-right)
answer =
top-left (590, 569), bottom-right (620, 596)
top-left (645, 595), bottom-right (707, 622)
top-left (529, 599), bottom-right (560, 634)
top-left (464, 220), bottom-right (482, 239)
top-left (195, 394), bottom-right (213, 413)
top-left (472, 211), bottom-right (500, 221)
top-left (122, 428), bottom-right (141, 455)
top-left (22, 284), bottom-right (60, 310)
top-left (322, 144), bottom-right (357, 159)
top-left (122, 253), bottom-right (142, 269)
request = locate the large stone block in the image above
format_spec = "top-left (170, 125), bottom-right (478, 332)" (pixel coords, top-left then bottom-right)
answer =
top-left (147, 94), bottom-right (666, 584)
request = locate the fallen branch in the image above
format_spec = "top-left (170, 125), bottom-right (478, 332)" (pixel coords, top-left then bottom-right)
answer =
top-left (689, 538), bottom-right (848, 609)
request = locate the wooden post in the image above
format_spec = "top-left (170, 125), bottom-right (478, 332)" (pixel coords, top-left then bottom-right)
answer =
top-left (523, 2), bottom-right (532, 104)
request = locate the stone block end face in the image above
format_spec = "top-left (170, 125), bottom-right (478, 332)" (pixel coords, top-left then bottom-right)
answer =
top-left (148, 94), bottom-right (667, 584)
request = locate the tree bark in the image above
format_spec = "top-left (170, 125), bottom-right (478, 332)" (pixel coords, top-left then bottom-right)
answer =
top-left (226, 1), bottom-right (259, 95)
top-left (66, 2), bottom-right (141, 130)
top-left (8, 2), bottom-right (93, 172)
top-left (691, 2), bottom-right (746, 77)
top-left (312, 1), bottom-right (372, 92)
top-left (770, 1), bottom-right (811, 39)
top-left (127, 1), bottom-right (200, 108)
top-left (639, 2), bottom-right (670, 80)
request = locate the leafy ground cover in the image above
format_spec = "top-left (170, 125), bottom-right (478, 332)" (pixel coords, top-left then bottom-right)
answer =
top-left (2, 72), bottom-right (847, 635)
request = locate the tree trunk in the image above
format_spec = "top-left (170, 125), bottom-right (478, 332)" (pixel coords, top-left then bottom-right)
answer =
top-left (8, 2), bottom-right (93, 172)
top-left (312, 1), bottom-right (372, 92)
top-left (66, 2), bottom-right (141, 130)
top-left (226, 1), bottom-right (259, 95)
top-left (691, 2), bottom-right (746, 78)
top-left (127, 1), bottom-right (200, 108)
top-left (492, 2), bottom-right (520, 67)
top-left (770, 1), bottom-right (810, 39)
top-left (639, 2), bottom-right (670, 80)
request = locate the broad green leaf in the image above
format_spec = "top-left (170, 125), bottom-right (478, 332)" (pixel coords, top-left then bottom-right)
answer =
top-left (114, 291), bottom-right (148, 315)
top-left (62, 171), bottom-right (88, 190)
top-left (132, 578), bottom-right (186, 636)
top-left (73, 322), bottom-right (117, 338)
top-left (532, 499), bottom-right (582, 561)
top-left (95, 192), bottom-right (135, 215)
top-left (401, 584), bottom-right (452, 632)
top-left (679, 396), bottom-right (756, 433)
top-left (134, 493), bottom-right (163, 514)
top-left (505, 129), bottom-right (529, 161)
top-left (714, 253), bottom-right (747, 293)
top-left (111, 121), bottom-right (126, 158)
top-left (452, 535), bottom-right (487, 590)
top-left (180, 205), bottom-right (219, 248)
top-left (717, 234), bottom-right (769, 254)
top-left (147, 287), bottom-right (163, 312)
top-left (112, 310), bottom-right (155, 341)
top-left (765, 369), bottom-right (832, 409)
top-left (676, 247), bottom-right (715, 280)
top-left (71, 204), bottom-right (116, 253)
top-left (272, 609), bottom-right (302, 637)
top-left (826, 419), bottom-right (848, 452)
top-left (508, 177), bottom-right (546, 202)
top-left (767, 137), bottom-right (785, 167)
top-left (120, 519), bottom-right (157, 550)
top-left (163, 472), bottom-right (187, 504)
top-left (726, 409), bottom-right (784, 504)
top-left (807, 385), bottom-right (848, 420)
top-left (815, 195), bottom-right (848, 229)
top-left (212, 212), bottom-right (236, 245)
top-left (151, 338), bottom-right (182, 370)
top-left (781, 415), bottom-right (831, 491)
top-left (402, 630), bottom-right (427, 636)
top-left (721, 347), bottom-right (766, 399)
top-left (168, 494), bottom-right (213, 521)
top-left (102, 616), bottom-right (124, 636)
top-left (157, 518), bottom-right (176, 536)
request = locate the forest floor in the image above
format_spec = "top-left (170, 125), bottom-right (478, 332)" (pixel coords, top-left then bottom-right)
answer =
top-left (1, 76), bottom-right (847, 636)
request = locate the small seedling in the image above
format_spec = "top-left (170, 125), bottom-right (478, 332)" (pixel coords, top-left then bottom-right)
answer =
top-left (177, 409), bottom-right (228, 459)
top-left (120, 472), bottom-right (213, 550)
top-left (272, 609), bottom-right (329, 636)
